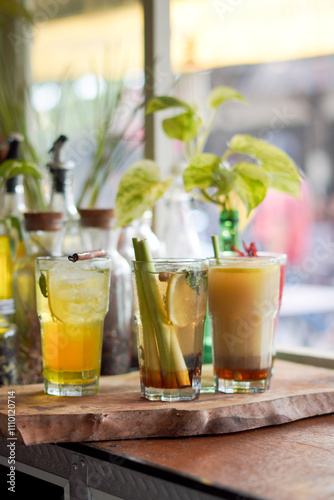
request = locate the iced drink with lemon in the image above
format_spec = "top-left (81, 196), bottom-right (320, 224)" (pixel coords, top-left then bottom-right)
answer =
top-left (132, 256), bottom-right (208, 401)
top-left (208, 256), bottom-right (280, 393)
top-left (35, 256), bottom-right (111, 396)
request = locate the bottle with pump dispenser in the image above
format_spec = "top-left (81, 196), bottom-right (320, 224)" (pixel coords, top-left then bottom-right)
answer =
top-left (48, 135), bottom-right (83, 254)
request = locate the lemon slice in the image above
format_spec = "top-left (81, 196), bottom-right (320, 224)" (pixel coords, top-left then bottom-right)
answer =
top-left (47, 269), bottom-right (109, 324)
top-left (47, 272), bottom-right (65, 323)
top-left (166, 268), bottom-right (206, 328)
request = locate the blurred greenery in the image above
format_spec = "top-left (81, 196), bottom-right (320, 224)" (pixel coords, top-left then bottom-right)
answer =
top-left (0, 5), bottom-right (47, 209)
top-left (0, 6), bottom-right (143, 210)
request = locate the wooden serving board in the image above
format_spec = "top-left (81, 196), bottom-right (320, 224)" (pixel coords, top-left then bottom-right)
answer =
top-left (0, 360), bottom-right (333, 446)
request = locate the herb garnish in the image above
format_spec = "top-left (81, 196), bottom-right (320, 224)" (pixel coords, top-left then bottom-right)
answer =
top-left (232, 241), bottom-right (258, 256)
top-left (185, 269), bottom-right (207, 295)
top-left (39, 273), bottom-right (48, 298)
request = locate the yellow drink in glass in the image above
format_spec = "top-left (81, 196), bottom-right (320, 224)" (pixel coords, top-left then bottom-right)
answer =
top-left (0, 234), bottom-right (13, 300)
top-left (208, 256), bottom-right (280, 393)
top-left (35, 256), bottom-right (111, 396)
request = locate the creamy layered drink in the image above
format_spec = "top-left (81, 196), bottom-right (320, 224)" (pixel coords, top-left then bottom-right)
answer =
top-left (208, 256), bottom-right (280, 393)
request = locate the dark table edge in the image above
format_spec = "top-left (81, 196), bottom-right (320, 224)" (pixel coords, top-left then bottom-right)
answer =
top-left (58, 440), bottom-right (267, 500)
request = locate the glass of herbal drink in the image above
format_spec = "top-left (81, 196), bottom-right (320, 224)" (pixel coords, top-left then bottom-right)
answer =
top-left (208, 255), bottom-right (280, 393)
top-left (35, 254), bottom-right (111, 396)
top-left (132, 242), bottom-right (208, 401)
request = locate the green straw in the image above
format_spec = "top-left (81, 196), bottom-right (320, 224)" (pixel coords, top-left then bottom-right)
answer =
top-left (211, 235), bottom-right (221, 262)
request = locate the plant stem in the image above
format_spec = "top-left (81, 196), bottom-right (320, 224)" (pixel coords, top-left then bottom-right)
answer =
top-left (183, 142), bottom-right (191, 163)
top-left (196, 108), bottom-right (218, 155)
top-left (200, 189), bottom-right (225, 207)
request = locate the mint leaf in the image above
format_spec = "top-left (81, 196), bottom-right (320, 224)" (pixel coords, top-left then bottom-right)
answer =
top-left (207, 86), bottom-right (247, 109)
top-left (185, 270), bottom-right (207, 295)
top-left (115, 160), bottom-right (172, 227)
top-left (39, 273), bottom-right (48, 299)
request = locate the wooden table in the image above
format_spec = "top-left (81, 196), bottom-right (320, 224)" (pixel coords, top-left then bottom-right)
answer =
top-left (0, 413), bottom-right (333, 499)
top-left (0, 359), bottom-right (333, 500)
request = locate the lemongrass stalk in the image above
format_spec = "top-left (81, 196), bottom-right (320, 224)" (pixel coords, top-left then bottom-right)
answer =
top-left (137, 239), bottom-right (190, 387)
top-left (132, 238), bottom-right (162, 387)
top-left (136, 239), bottom-right (174, 377)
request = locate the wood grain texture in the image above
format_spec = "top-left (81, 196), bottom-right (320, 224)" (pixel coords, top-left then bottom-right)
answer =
top-left (0, 360), bottom-right (333, 446)
top-left (90, 415), bottom-right (334, 500)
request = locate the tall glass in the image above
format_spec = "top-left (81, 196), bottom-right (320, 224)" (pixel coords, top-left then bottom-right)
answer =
top-left (208, 255), bottom-right (280, 393)
top-left (221, 251), bottom-right (287, 332)
top-left (132, 258), bottom-right (208, 401)
top-left (256, 252), bottom-right (287, 373)
top-left (35, 256), bottom-right (111, 396)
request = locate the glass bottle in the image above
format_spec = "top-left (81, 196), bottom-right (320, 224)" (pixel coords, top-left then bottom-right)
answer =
top-left (0, 220), bottom-right (14, 302)
top-left (0, 299), bottom-right (18, 386)
top-left (79, 209), bottom-right (132, 375)
top-left (118, 210), bottom-right (164, 263)
top-left (219, 209), bottom-right (239, 251)
top-left (13, 211), bottom-right (64, 384)
top-left (47, 135), bottom-right (82, 254)
top-left (0, 133), bottom-right (26, 301)
top-left (159, 162), bottom-right (201, 258)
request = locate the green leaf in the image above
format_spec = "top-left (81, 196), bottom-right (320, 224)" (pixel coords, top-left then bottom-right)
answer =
top-left (115, 160), bottom-right (172, 227)
top-left (0, 159), bottom-right (44, 192)
top-left (207, 86), bottom-right (247, 109)
top-left (232, 162), bottom-right (269, 215)
top-left (214, 168), bottom-right (237, 197)
top-left (189, 153), bottom-right (221, 169)
top-left (183, 153), bottom-right (220, 191)
top-left (4, 215), bottom-right (23, 256)
top-left (146, 96), bottom-right (193, 114)
top-left (268, 174), bottom-right (301, 198)
top-left (39, 273), bottom-right (48, 299)
top-left (227, 134), bottom-right (302, 197)
top-left (162, 112), bottom-right (201, 142)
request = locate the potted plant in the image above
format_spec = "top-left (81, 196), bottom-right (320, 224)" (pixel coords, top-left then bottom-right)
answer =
top-left (115, 85), bottom-right (303, 251)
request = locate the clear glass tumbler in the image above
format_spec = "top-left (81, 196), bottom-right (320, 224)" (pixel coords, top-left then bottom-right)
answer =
top-left (35, 256), bottom-right (111, 396)
top-left (208, 255), bottom-right (280, 393)
top-left (132, 258), bottom-right (208, 401)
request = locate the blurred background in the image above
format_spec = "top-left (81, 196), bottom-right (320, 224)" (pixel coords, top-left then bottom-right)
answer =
top-left (2, 0), bottom-right (334, 352)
